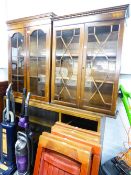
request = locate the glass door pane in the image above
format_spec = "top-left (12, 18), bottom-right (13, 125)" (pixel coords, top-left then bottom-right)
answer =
top-left (29, 29), bottom-right (46, 97)
top-left (82, 24), bottom-right (119, 110)
top-left (11, 32), bottom-right (24, 92)
top-left (54, 28), bottom-right (80, 105)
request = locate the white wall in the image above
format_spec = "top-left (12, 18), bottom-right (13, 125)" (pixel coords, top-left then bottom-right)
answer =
top-left (0, 0), bottom-right (8, 68)
top-left (0, 0), bottom-right (8, 80)
top-left (5, 0), bottom-right (130, 19)
top-left (121, 18), bottom-right (131, 74)
top-left (0, 0), bottom-right (131, 163)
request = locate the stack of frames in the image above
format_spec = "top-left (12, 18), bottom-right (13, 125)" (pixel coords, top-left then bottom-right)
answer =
top-left (33, 122), bottom-right (101, 175)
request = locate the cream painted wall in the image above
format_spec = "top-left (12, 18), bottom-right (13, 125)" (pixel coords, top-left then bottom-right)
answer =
top-left (0, 0), bottom-right (130, 164)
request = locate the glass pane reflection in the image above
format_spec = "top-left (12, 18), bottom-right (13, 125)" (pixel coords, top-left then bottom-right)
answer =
top-left (29, 29), bottom-right (47, 97)
top-left (11, 32), bottom-right (24, 93)
top-left (83, 25), bottom-right (119, 110)
top-left (54, 28), bottom-right (80, 104)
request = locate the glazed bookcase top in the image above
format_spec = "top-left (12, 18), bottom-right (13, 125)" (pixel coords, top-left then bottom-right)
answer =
top-left (7, 4), bottom-right (130, 117)
top-left (7, 12), bottom-right (56, 24)
top-left (53, 4), bottom-right (129, 21)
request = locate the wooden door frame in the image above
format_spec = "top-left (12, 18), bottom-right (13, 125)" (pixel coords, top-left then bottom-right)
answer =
top-left (8, 28), bottom-right (26, 97)
top-left (26, 24), bottom-right (51, 102)
top-left (51, 24), bottom-right (84, 108)
top-left (80, 20), bottom-right (124, 116)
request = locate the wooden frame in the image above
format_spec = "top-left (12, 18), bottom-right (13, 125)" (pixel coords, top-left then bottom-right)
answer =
top-left (34, 133), bottom-right (92, 175)
top-left (8, 28), bottom-right (26, 97)
top-left (51, 125), bottom-right (101, 175)
top-left (7, 13), bottom-right (53, 103)
top-left (42, 132), bottom-right (92, 152)
top-left (54, 121), bottom-right (100, 137)
top-left (51, 127), bottom-right (101, 154)
top-left (80, 20), bottom-right (125, 115)
top-left (51, 4), bottom-right (128, 116)
top-left (7, 13), bottom-right (55, 30)
top-left (52, 125), bottom-right (100, 143)
top-left (26, 24), bottom-right (51, 102)
top-left (53, 5), bottom-right (129, 27)
top-left (51, 24), bottom-right (84, 108)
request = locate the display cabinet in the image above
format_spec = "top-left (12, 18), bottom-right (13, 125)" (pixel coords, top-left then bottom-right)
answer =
top-left (8, 13), bottom-right (54, 102)
top-left (8, 5), bottom-right (129, 116)
top-left (51, 5), bottom-right (129, 115)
